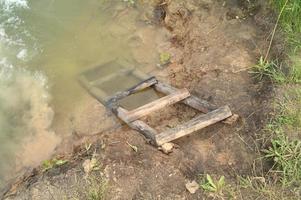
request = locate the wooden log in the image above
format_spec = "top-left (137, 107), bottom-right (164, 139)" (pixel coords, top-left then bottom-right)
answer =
top-left (154, 81), bottom-right (215, 113)
top-left (116, 107), bottom-right (157, 144)
top-left (117, 88), bottom-right (190, 122)
top-left (128, 120), bottom-right (158, 144)
top-left (106, 76), bottom-right (158, 108)
top-left (155, 106), bottom-right (232, 146)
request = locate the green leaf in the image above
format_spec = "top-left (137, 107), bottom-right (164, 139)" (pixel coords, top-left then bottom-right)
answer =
top-left (206, 174), bottom-right (216, 189)
top-left (217, 176), bottom-right (225, 190)
top-left (55, 159), bottom-right (68, 166)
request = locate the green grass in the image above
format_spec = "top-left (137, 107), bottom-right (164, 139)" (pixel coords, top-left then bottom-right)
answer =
top-left (261, 88), bottom-right (301, 187)
top-left (200, 174), bottom-right (225, 193)
top-left (264, 134), bottom-right (301, 186)
top-left (199, 174), bottom-right (236, 199)
top-left (86, 176), bottom-right (107, 200)
top-left (251, 56), bottom-right (301, 84)
top-left (270, 0), bottom-right (301, 52)
top-left (42, 158), bottom-right (68, 172)
top-left (256, 1), bottom-right (301, 84)
top-left (251, 57), bottom-right (286, 83)
top-left (199, 174), bottom-right (298, 200)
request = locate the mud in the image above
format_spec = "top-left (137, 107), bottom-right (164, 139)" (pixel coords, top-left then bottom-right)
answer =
top-left (2, 0), bottom-right (277, 199)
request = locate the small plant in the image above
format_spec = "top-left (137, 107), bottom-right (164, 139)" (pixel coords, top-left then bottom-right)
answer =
top-left (42, 158), bottom-right (68, 172)
top-left (86, 177), bottom-right (107, 200)
top-left (264, 135), bottom-right (301, 186)
top-left (271, 0), bottom-right (301, 51)
top-left (251, 57), bottom-right (286, 83)
top-left (200, 174), bottom-right (225, 193)
top-left (159, 52), bottom-right (171, 65)
top-left (289, 56), bottom-right (301, 83)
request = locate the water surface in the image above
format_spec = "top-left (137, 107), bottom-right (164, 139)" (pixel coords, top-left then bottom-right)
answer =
top-left (0, 0), bottom-right (167, 186)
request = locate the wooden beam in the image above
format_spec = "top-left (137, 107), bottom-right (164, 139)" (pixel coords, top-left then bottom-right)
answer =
top-left (154, 81), bottom-right (215, 113)
top-left (128, 120), bottom-right (158, 144)
top-left (117, 88), bottom-right (190, 122)
top-left (106, 76), bottom-right (158, 108)
top-left (116, 107), bottom-right (157, 144)
top-left (155, 106), bottom-right (232, 146)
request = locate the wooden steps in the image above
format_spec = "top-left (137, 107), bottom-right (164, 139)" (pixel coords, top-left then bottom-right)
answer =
top-left (79, 64), bottom-right (234, 147)
top-left (110, 78), bottom-right (233, 146)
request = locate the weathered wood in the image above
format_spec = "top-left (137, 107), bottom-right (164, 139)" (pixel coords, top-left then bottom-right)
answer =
top-left (106, 76), bottom-right (158, 107)
top-left (116, 107), bottom-right (157, 144)
top-left (154, 81), bottom-right (215, 113)
top-left (117, 88), bottom-right (190, 122)
top-left (155, 106), bottom-right (232, 146)
top-left (129, 120), bottom-right (158, 144)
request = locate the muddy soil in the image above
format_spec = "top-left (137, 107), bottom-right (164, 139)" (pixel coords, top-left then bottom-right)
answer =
top-left (3, 0), bottom-right (277, 199)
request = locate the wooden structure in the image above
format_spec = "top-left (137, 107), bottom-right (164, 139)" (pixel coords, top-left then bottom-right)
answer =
top-left (79, 62), bottom-right (233, 146)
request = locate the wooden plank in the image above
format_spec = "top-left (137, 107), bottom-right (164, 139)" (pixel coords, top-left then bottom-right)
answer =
top-left (78, 74), bottom-right (93, 89)
top-left (128, 120), bottom-right (158, 144)
top-left (106, 76), bottom-right (158, 108)
top-left (90, 67), bottom-right (134, 86)
top-left (117, 88), bottom-right (190, 122)
top-left (89, 87), bottom-right (110, 104)
top-left (155, 106), bottom-right (232, 146)
top-left (116, 107), bottom-right (157, 144)
top-left (154, 81), bottom-right (215, 113)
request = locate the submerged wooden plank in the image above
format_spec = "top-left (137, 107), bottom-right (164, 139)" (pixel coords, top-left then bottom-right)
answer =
top-left (90, 67), bottom-right (136, 86)
top-left (155, 106), bottom-right (232, 146)
top-left (106, 76), bottom-right (158, 107)
top-left (154, 81), bottom-right (215, 113)
top-left (117, 88), bottom-right (190, 122)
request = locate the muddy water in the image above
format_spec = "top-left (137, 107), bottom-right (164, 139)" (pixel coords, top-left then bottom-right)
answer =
top-left (0, 0), bottom-right (168, 186)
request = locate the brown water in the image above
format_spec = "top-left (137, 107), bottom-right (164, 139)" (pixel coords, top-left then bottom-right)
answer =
top-left (0, 0), bottom-right (169, 186)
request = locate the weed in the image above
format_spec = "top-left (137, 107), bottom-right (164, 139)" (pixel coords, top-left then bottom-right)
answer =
top-left (270, 0), bottom-right (301, 51)
top-left (264, 135), bottom-right (301, 186)
top-left (289, 56), bottom-right (301, 83)
top-left (200, 174), bottom-right (225, 193)
top-left (199, 174), bottom-right (236, 199)
top-left (236, 175), bottom-right (298, 200)
top-left (42, 158), bottom-right (68, 172)
top-left (86, 176), bottom-right (107, 200)
top-left (273, 88), bottom-right (301, 131)
top-left (262, 87), bottom-right (301, 186)
top-left (251, 57), bottom-right (286, 83)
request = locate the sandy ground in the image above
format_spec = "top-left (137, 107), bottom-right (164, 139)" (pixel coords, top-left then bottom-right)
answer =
top-left (2, 0), bottom-right (278, 199)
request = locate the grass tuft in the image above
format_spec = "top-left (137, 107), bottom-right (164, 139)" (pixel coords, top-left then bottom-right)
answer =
top-left (270, 0), bottom-right (301, 51)
top-left (252, 56), bottom-right (301, 84)
top-left (86, 176), bottom-right (107, 200)
top-left (263, 87), bottom-right (301, 187)
top-left (264, 135), bottom-right (301, 186)
top-left (251, 56), bottom-right (286, 83)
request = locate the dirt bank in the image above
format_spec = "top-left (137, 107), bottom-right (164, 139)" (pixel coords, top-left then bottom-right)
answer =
top-left (3, 0), bottom-right (278, 199)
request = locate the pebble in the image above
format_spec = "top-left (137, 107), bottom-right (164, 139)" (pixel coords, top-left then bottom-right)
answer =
top-left (185, 180), bottom-right (199, 194)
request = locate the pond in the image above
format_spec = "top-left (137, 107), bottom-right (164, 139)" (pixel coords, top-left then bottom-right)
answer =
top-left (0, 0), bottom-right (168, 187)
